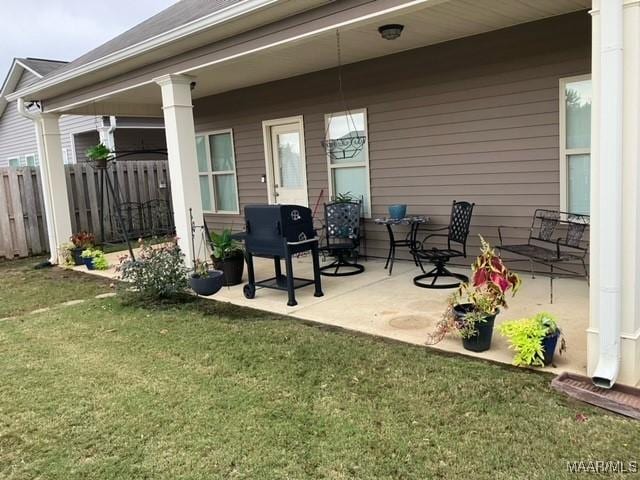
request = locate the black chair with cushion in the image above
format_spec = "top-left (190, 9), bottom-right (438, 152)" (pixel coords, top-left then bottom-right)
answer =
top-left (411, 200), bottom-right (475, 289)
top-left (319, 201), bottom-right (365, 276)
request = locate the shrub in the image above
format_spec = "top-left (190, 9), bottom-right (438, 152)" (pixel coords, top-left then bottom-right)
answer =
top-left (117, 239), bottom-right (190, 301)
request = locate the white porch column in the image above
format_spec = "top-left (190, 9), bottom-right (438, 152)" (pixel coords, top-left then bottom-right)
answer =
top-left (588, 0), bottom-right (640, 386)
top-left (155, 74), bottom-right (202, 267)
top-left (37, 113), bottom-right (73, 264)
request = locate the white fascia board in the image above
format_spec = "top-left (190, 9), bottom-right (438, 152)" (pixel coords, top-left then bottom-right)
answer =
top-left (0, 59), bottom-right (43, 117)
top-left (6, 0), bottom-right (277, 102)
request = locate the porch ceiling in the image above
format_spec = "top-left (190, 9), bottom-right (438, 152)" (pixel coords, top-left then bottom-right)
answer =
top-left (61, 0), bottom-right (590, 116)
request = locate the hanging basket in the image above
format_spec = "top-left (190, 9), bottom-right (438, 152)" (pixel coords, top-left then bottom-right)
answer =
top-left (321, 135), bottom-right (367, 161)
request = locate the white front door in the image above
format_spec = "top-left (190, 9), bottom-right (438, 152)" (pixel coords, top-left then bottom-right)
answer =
top-left (264, 118), bottom-right (308, 206)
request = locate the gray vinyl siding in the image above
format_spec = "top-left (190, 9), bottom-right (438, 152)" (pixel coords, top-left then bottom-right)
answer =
top-left (194, 12), bottom-right (589, 261)
top-left (0, 69), bottom-right (165, 166)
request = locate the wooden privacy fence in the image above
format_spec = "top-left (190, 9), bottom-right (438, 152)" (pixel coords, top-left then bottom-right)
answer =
top-left (0, 161), bottom-right (172, 259)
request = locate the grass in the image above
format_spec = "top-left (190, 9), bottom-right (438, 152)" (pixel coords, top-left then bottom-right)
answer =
top-left (0, 259), bottom-right (638, 479)
top-left (0, 256), bottom-right (113, 318)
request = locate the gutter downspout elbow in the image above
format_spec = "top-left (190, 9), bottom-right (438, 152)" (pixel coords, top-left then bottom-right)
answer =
top-left (592, 0), bottom-right (624, 389)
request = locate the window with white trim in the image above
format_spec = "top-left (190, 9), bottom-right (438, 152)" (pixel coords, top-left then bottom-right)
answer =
top-left (24, 153), bottom-right (38, 167)
top-left (325, 108), bottom-right (371, 217)
top-left (8, 157), bottom-right (20, 168)
top-left (560, 76), bottom-right (591, 215)
top-left (195, 130), bottom-right (239, 214)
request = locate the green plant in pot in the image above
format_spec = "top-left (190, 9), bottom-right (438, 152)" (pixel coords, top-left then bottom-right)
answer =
top-left (426, 236), bottom-right (521, 352)
top-left (189, 260), bottom-right (224, 296)
top-left (498, 312), bottom-right (566, 367)
top-left (85, 143), bottom-right (112, 168)
top-left (70, 231), bottom-right (95, 265)
top-left (210, 229), bottom-right (245, 286)
top-left (81, 248), bottom-right (109, 271)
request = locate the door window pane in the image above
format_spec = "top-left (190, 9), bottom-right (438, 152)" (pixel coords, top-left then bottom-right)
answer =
top-left (332, 166), bottom-right (368, 214)
top-left (565, 80), bottom-right (592, 149)
top-left (327, 111), bottom-right (366, 165)
top-left (277, 132), bottom-right (302, 188)
top-left (199, 175), bottom-right (213, 211)
top-left (568, 154), bottom-right (590, 215)
top-left (210, 133), bottom-right (234, 171)
top-left (214, 174), bottom-right (238, 212)
top-left (196, 136), bottom-right (208, 173)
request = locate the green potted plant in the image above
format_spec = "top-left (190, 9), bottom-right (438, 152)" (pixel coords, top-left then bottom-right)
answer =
top-left (70, 231), bottom-right (95, 265)
top-left (426, 236), bottom-right (521, 352)
top-left (81, 248), bottom-right (109, 271)
top-left (498, 312), bottom-right (566, 367)
top-left (189, 260), bottom-right (224, 296)
top-left (210, 229), bottom-right (244, 286)
top-left (334, 191), bottom-right (355, 203)
top-left (85, 143), bottom-right (112, 168)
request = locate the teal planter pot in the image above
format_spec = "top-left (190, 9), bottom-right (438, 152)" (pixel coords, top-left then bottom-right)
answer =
top-left (388, 204), bottom-right (407, 219)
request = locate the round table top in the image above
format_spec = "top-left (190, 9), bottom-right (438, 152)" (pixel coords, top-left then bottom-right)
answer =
top-left (374, 216), bottom-right (429, 225)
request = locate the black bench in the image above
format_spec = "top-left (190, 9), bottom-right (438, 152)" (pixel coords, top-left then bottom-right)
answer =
top-left (497, 209), bottom-right (589, 303)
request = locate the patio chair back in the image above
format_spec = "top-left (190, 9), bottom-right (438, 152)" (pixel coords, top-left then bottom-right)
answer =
top-left (324, 201), bottom-right (361, 247)
top-left (447, 200), bottom-right (474, 253)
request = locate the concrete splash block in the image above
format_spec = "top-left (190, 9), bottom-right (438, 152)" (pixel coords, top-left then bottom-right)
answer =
top-left (551, 372), bottom-right (640, 420)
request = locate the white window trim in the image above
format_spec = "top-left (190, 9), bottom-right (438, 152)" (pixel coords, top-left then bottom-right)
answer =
top-left (261, 115), bottom-right (309, 207)
top-left (324, 108), bottom-right (372, 218)
top-left (559, 74), bottom-right (591, 213)
top-left (24, 153), bottom-right (38, 167)
top-left (7, 156), bottom-right (20, 168)
top-left (195, 128), bottom-right (240, 214)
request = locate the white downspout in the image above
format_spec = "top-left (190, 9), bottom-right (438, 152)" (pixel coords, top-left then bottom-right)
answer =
top-left (17, 98), bottom-right (58, 264)
top-left (592, 0), bottom-right (623, 389)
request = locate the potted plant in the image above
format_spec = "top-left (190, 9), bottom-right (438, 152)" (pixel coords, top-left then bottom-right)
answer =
top-left (426, 236), bottom-right (521, 352)
top-left (85, 143), bottom-right (112, 168)
top-left (334, 191), bottom-right (355, 203)
top-left (81, 248), bottom-right (109, 271)
top-left (210, 229), bottom-right (244, 286)
top-left (189, 260), bottom-right (224, 296)
top-left (70, 231), bottom-right (95, 265)
top-left (498, 312), bottom-right (566, 367)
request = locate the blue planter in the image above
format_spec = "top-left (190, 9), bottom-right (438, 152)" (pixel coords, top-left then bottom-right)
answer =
top-left (388, 204), bottom-right (407, 220)
top-left (542, 332), bottom-right (560, 366)
top-left (190, 270), bottom-right (224, 296)
top-left (83, 257), bottom-right (95, 270)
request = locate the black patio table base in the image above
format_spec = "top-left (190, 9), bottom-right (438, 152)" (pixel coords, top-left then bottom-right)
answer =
top-left (374, 216), bottom-right (429, 275)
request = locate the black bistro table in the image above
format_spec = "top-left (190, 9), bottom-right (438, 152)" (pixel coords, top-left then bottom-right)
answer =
top-left (374, 216), bottom-right (429, 275)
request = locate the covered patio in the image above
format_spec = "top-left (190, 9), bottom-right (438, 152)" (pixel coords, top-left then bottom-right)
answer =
top-left (9, 0), bottom-right (640, 386)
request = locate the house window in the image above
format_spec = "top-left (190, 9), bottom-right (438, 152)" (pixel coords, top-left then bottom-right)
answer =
top-left (560, 76), bottom-right (591, 215)
top-left (195, 130), bottom-right (239, 213)
top-left (325, 108), bottom-right (371, 217)
top-left (8, 157), bottom-right (20, 168)
top-left (24, 153), bottom-right (38, 167)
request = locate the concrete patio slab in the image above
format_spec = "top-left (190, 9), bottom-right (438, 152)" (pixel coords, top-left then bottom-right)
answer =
top-left (74, 248), bottom-right (589, 376)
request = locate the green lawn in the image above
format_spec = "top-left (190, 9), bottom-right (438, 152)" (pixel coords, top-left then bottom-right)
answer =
top-left (0, 259), bottom-right (638, 479)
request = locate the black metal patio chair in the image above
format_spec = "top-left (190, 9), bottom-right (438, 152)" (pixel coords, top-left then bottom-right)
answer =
top-left (319, 200), bottom-right (364, 276)
top-left (411, 200), bottom-right (474, 289)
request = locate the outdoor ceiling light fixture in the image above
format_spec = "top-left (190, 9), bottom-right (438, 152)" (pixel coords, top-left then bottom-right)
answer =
top-left (378, 24), bottom-right (404, 40)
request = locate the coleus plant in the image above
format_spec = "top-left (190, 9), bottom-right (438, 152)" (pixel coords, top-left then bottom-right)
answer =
top-left (426, 236), bottom-right (521, 343)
